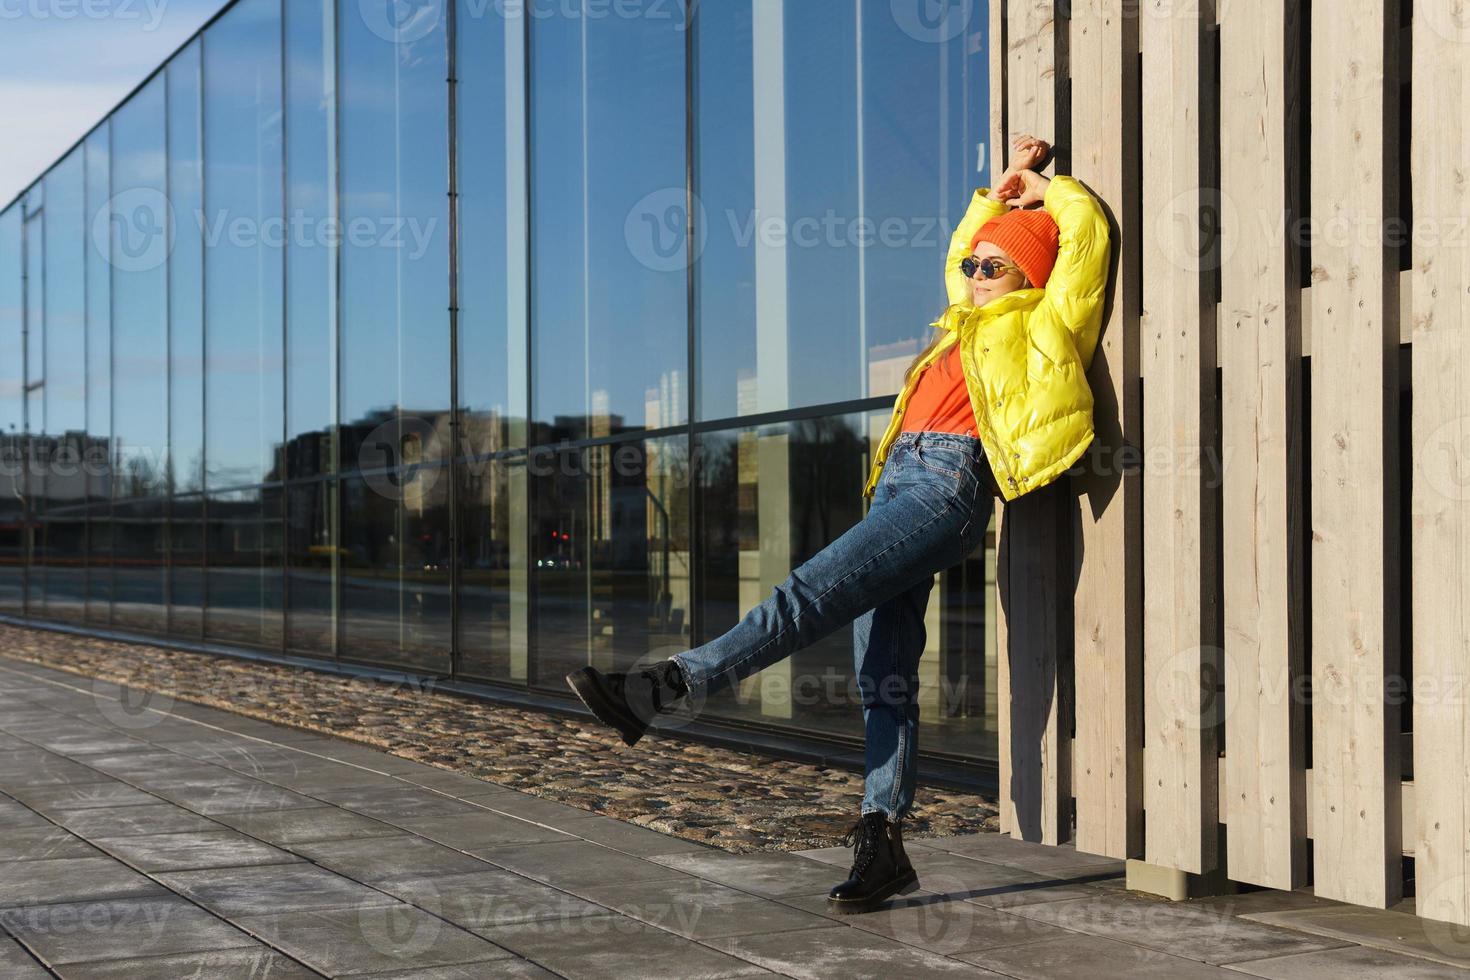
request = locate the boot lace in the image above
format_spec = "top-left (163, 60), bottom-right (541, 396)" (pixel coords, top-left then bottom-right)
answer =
top-left (841, 814), bottom-right (883, 878)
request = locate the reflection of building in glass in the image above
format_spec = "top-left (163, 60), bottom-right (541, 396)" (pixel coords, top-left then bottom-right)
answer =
top-left (0, 0), bottom-right (998, 771)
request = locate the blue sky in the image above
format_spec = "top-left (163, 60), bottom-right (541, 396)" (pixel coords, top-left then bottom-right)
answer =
top-left (0, 0), bottom-right (228, 207)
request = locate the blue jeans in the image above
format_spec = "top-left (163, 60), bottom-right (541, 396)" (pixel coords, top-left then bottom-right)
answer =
top-left (672, 430), bottom-right (993, 819)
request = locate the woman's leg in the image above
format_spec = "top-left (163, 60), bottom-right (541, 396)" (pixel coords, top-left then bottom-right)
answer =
top-left (672, 459), bottom-right (972, 700)
top-left (852, 573), bottom-right (933, 820)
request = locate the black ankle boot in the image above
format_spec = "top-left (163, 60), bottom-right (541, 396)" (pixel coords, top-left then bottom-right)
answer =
top-left (826, 811), bottom-right (920, 914)
top-left (565, 660), bottom-right (689, 746)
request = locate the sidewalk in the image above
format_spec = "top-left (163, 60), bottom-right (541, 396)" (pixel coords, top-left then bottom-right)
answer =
top-left (0, 656), bottom-right (1463, 978)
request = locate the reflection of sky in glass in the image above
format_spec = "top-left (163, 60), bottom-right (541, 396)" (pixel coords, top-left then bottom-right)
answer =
top-left (170, 42), bottom-right (205, 494)
top-left (695, 0), bottom-right (988, 421)
top-left (530, 6), bottom-right (687, 441)
top-left (44, 149), bottom-right (87, 441)
top-left (111, 77), bottom-right (169, 497)
top-left (339, 4), bottom-right (449, 434)
top-left (204, 0), bottom-right (284, 490)
top-left (458, 0), bottom-right (513, 449)
top-left (0, 208), bottom-right (20, 434)
top-left (285, 0), bottom-right (337, 477)
top-left (84, 127), bottom-right (111, 447)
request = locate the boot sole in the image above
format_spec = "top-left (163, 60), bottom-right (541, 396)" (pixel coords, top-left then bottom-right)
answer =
top-left (565, 668), bottom-right (647, 747)
top-left (826, 869), bottom-right (921, 915)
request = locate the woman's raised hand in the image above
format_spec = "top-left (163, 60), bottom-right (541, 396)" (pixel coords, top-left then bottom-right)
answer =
top-left (1009, 134), bottom-right (1050, 172)
top-left (1006, 169), bottom-right (1051, 208)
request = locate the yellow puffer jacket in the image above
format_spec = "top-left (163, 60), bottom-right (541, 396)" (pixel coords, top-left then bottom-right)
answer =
top-left (862, 174), bottom-right (1111, 502)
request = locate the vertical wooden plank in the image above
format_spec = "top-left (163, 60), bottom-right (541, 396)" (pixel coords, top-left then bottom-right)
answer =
top-left (996, 0), bottom-right (1071, 846)
top-left (1139, 0), bottom-right (1220, 874)
top-left (1218, 0), bottom-right (1308, 890)
top-left (1411, 3), bottom-right (1470, 928)
top-left (1309, 0), bottom-right (1403, 909)
top-left (1067, 0), bottom-right (1144, 861)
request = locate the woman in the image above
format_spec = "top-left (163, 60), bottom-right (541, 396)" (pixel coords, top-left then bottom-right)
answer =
top-left (568, 134), bottom-right (1112, 914)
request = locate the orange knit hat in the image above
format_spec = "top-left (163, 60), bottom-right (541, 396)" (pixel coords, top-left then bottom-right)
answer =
top-left (969, 208), bottom-right (1060, 288)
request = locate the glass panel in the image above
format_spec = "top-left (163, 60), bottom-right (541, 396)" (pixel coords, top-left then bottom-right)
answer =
top-left (113, 496), bottom-right (167, 633)
top-left (457, 0), bottom-right (526, 457)
top-left (170, 42), bottom-right (205, 494)
top-left (24, 207), bottom-right (45, 616)
top-left (285, 0), bottom-right (338, 480)
top-left (43, 506), bottom-right (87, 622)
top-left (693, 1), bottom-right (987, 420)
top-left (170, 494), bottom-right (204, 636)
top-left (528, 3), bottom-right (687, 445)
top-left (205, 487), bottom-right (284, 648)
top-left (529, 434), bottom-right (691, 687)
top-left (691, 410), bottom-right (997, 758)
top-left (111, 78), bottom-right (170, 499)
top-left (0, 208), bottom-right (20, 612)
top-left (340, 465), bottom-right (451, 673)
top-left (339, 3), bottom-right (450, 472)
top-left (84, 126), bottom-right (114, 613)
top-left (203, 0), bottom-right (285, 489)
top-left (87, 499), bottom-right (111, 625)
top-left (457, 453), bottom-right (528, 682)
top-left (286, 479), bottom-right (336, 655)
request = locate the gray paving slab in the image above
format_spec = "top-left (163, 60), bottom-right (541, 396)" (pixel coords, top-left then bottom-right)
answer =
top-left (388, 810), bottom-right (573, 849)
top-left (93, 829), bottom-right (305, 872)
top-left (232, 904), bottom-right (515, 976)
top-left (479, 913), bottom-right (774, 979)
top-left (0, 895), bottom-right (260, 965)
top-left (916, 833), bottom-right (1128, 875)
top-left (646, 850), bottom-right (848, 898)
top-left (1240, 904), bottom-right (1470, 971)
top-left (574, 875), bottom-right (833, 941)
top-left (463, 789), bottom-right (608, 826)
top-left (157, 863), bottom-right (402, 916)
top-left (1006, 892), bottom-right (1355, 966)
top-left (3, 779), bottom-right (163, 811)
top-left (0, 855), bottom-right (166, 907)
top-left (207, 803), bottom-right (404, 844)
top-left (302, 785), bottom-right (489, 821)
top-left (348, 960), bottom-right (560, 979)
top-left (45, 946), bottom-right (320, 980)
top-left (836, 890), bottom-right (1079, 956)
top-left (371, 869), bottom-right (608, 929)
top-left (557, 812), bottom-right (718, 857)
top-left (290, 834), bottom-right (497, 882)
top-left (710, 924), bottom-right (1006, 977)
top-left (1224, 942), bottom-right (1470, 978)
top-left (958, 932), bottom-right (1247, 977)
top-left (0, 824), bottom-right (102, 862)
top-left (0, 938), bottom-right (50, 979)
top-left (149, 779), bottom-right (323, 816)
top-left (474, 838), bottom-right (697, 890)
top-left (384, 766), bottom-right (519, 798)
top-left (49, 802), bottom-right (221, 837)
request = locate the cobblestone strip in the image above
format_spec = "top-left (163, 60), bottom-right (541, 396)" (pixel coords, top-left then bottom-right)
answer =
top-left (0, 624), bottom-right (998, 853)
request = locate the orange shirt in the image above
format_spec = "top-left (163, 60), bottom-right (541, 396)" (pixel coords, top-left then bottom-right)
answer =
top-left (899, 343), bottom-right (978, 436)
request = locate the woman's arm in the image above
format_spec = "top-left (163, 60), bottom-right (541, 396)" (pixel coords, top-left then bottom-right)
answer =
top-left (944, 136), bottom-right (1051, 307)
top-left (1007, 170), bottom-right (1111, 370)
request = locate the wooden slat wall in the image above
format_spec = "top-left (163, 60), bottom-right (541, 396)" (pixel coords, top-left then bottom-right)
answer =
top-left (1066, 0), bottom-right (1143, 861)
top-left (1308, 0), bottom-right (1403, 909)
top-left (1411, 4), bottom-right (1470, 927)
top-left (1218, 0), bottom-right (1308, 890)
top-left (1138, 0), bottom-right (1219, 875)
top-left (995, 0), bottom-right (1071, 845)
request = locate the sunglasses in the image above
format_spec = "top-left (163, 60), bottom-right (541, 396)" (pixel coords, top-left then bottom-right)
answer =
top-left (961, 255), bottom-right (1022, 281)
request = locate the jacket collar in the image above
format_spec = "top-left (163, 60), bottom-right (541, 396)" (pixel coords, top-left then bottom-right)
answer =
top-left (929, 287), bottom-right (1044, 331)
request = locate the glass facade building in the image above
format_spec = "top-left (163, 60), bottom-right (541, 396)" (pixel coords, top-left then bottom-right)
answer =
top-left (0, 0), bottom-right (1002, 769)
